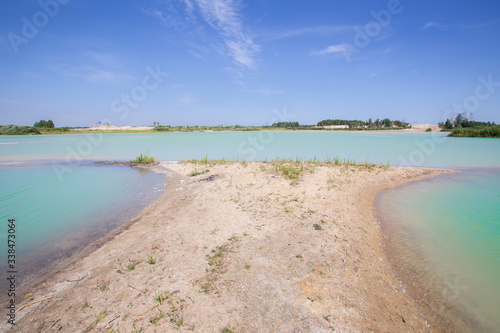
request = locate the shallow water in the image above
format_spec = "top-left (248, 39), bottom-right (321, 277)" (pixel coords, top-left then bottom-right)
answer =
top-left (378, 170), bottom-right (500, 332)
top-left (1, 132), bottom-right (499, 168)
top-left (0, 132), bottom-right (499, 330)
top-left (0, 162), bottom-right (163, 285)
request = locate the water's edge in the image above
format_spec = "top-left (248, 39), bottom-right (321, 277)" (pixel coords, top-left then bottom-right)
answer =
top-left (376, 173), bottom-right (490, 333)
top-left (0, 163), bottom-right (167, 291)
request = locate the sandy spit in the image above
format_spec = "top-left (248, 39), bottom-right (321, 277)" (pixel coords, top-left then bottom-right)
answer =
top-left (3, 162), bottom-right (455, 332)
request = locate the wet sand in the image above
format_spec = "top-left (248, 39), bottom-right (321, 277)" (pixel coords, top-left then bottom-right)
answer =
top-left (2, 161), bottom-right (456, 332)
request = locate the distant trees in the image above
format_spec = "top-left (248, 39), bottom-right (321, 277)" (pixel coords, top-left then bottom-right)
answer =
top-left (438, 113), bottom-right (496, 130)
top-left (317, 118), bottom-right (409, 129)
top-left (272, 122), bottom-right (300, 128)
top-left (34, 120), bottom-right (54, 128)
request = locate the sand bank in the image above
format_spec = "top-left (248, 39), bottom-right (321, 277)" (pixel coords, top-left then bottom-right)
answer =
top-left (3, 162), bottom-right (455, 332)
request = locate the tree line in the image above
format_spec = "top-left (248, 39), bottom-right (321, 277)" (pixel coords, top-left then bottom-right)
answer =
top-left (317, 118), bottom-right (409, 129)
top-left (438, 113), bottom-right (496, 130)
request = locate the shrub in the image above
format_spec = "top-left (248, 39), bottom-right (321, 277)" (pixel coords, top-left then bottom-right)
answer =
top-left (0, 125), bottom-right (40, 135)
top-left (449, 125), bottom-right (500, 138)
top-left (130, 152), bottom-right (157, 164)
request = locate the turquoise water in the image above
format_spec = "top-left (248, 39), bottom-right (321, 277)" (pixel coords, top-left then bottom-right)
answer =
top-left (1, 132), bottom-right (499, 168)
top-left (0, 162), bottom-right (163, 284)
top-left (378, 170), bottom-right (500, 331)
top-left (0, 132), bottom-right (499, 330)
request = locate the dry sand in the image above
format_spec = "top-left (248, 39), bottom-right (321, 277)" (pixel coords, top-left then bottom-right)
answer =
top-left (77, 125), bottom-right (154, 131)
top-left (3, 162), bottom-right (457, 332)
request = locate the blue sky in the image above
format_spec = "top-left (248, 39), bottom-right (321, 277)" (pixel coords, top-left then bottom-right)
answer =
top-left (1, 0), bottom-right (499, 127)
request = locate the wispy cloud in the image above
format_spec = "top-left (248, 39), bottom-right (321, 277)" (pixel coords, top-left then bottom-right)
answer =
top-left (143, 1), bottom-right (258, 69)
top-left (51, 64), bottom-right (130, 85)
top-left (186, 0), bottom-right (259, 69)
top-left (423, 20), bottom-right (500, 30)
top-left (267, 25), bottom-right (356, 41)
top-left (311, 44), bottom-right (351, 56)
top-left (142, 8), bottom-right (171, 26)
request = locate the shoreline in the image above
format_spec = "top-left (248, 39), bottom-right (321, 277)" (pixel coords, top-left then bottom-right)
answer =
top-left (3, 161), bottom-right (455, 332)
top-left (376, 174), bottom-right (492, 332)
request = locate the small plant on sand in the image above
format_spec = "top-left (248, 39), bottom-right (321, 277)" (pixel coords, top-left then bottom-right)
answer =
top-left (200, 282), bottom-right (212, 293)
top-left (154, 291), bottom-right (170, 304)
top-left (150, 311), bottom-right (165, 326)
top-left (147, 254), bottom-right (156, 265)
top-left (206, 244), bottom-right (229, 267)
top-left (127, 259), bottom-right (141, 271)
top-left (313, 224), bottom-right (322, 230)
top-left (95, 309), bottom-right (108, 324)
top-left (221, 327), bottom-right (234, 333)
top-left (275, 164), bottom-right (300, 179)
top-left (189, 169), bottom-right (210, 176)
top-left (130, 152), bottom-right (157, 164)
top-left (82, 298), bottom-right (91, 312)
top-left (98, 281), bottom-right (108, 292)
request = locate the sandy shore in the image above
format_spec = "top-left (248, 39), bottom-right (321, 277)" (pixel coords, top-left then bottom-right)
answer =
top-left (3, 161), bottom-right (456, 332)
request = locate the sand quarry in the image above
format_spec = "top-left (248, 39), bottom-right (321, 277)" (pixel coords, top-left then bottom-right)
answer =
top-left (2, 161), bottom-right (459, 332)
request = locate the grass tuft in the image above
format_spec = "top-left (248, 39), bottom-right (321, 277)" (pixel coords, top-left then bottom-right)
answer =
top-left (130, 152), bottom-right (157, 164)
top-left (189, 169), bottom-right (210, 176)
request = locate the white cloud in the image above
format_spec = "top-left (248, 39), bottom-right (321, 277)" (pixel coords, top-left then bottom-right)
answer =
top-left (311, 44), bottom-right (351, 56)
top-left (423, 20), bottom-right (500, 30)
top-left (183, 0), bottom-right (259, 69)
top-left (267, 25), bottom-right (356, 40)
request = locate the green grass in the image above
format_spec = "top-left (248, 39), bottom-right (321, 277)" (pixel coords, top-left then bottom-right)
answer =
top-left (206, 244), bottom-right (229, 266)
top-left (154, 291), bottom-right (170, 304)
top-left (82, 298), bottom-right (91, 312)
top-left (449, 125), bottom-right (500, 138)
top-left (127, 259), bottom-right (141, 271)
top-left (147, 254), bottom-right (156, 265)
top-left (184, 155), bottom-right (231, 166)
top-left (200, 283), bottom-right (212, 293)
top-left (189, 169), bottom-right (210, 176)
top-left (95, 309), bottom-right (108, 324)
top-left (130, 152), bottom-right (157, 164)
top-left (149, 311), bottom-right (165, 326)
